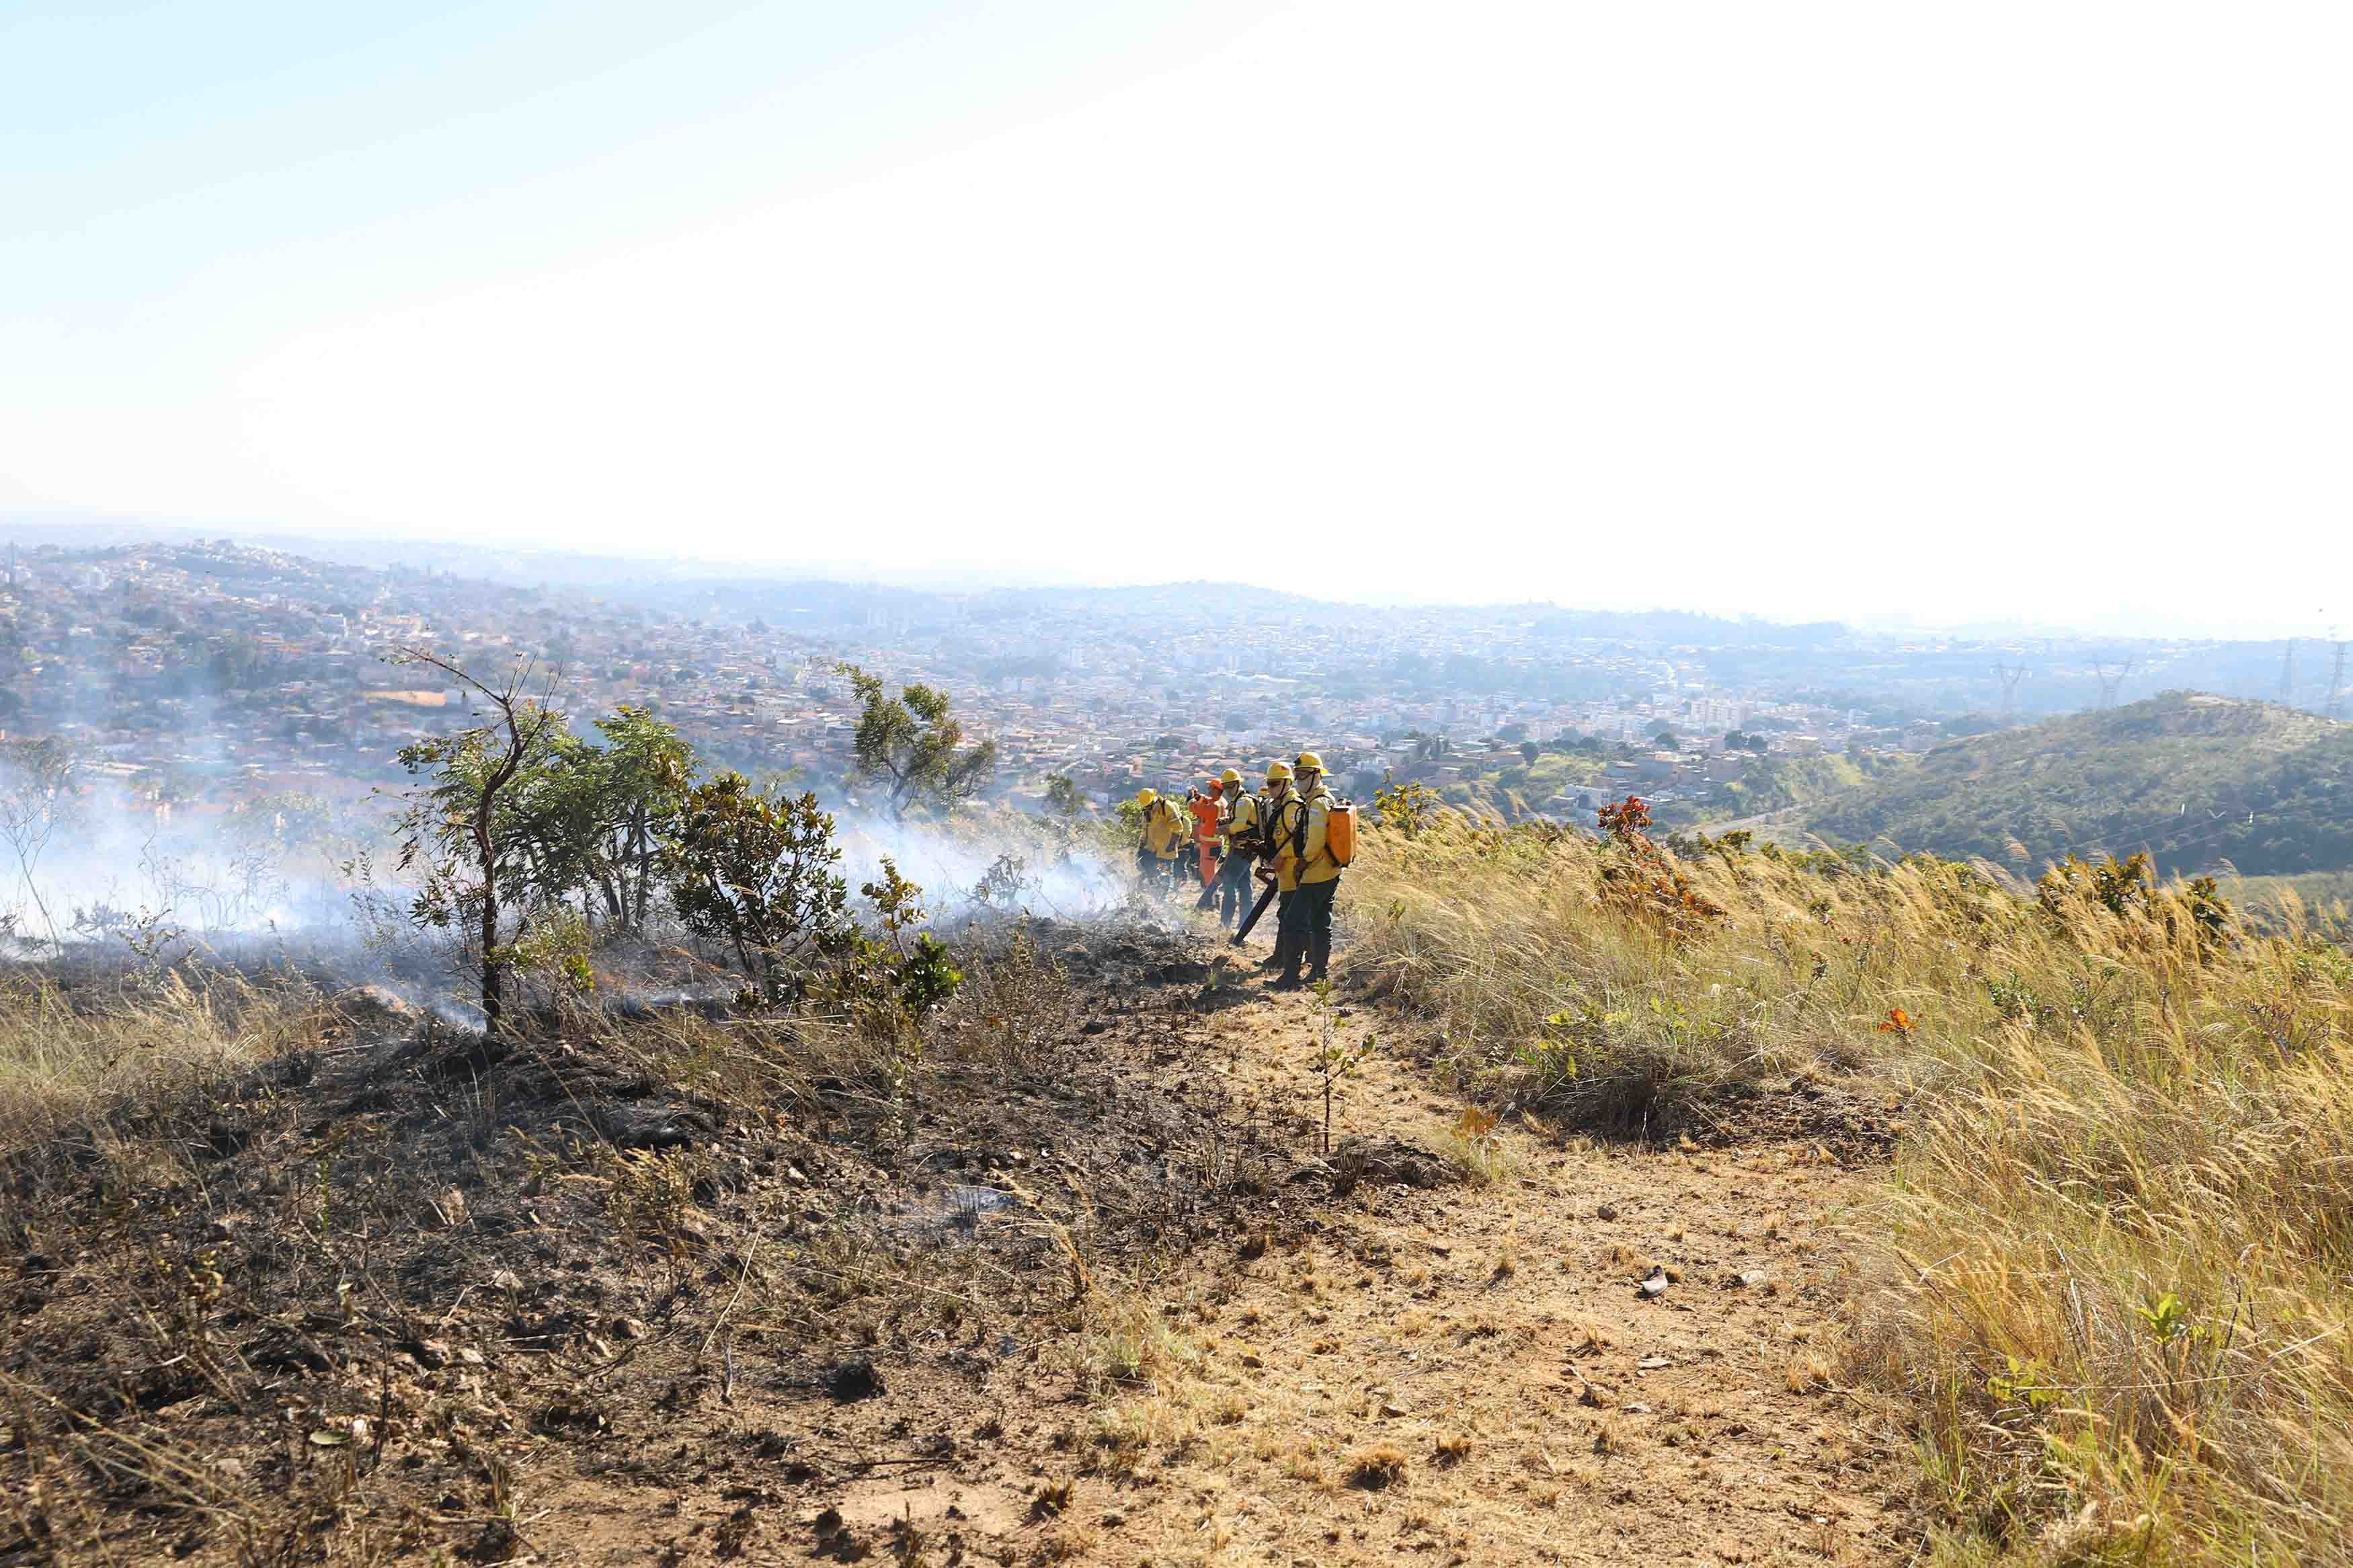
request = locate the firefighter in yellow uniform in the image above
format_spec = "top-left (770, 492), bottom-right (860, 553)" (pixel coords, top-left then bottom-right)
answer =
top-left (1135, 788), bottom-right (1191, 897)
top-left (1252, 761), bottom-right (1298, 969)
top-left (1269, 751), bottom-right (1341, 990)
top-left (1212, 768), bottom-right (1259, 932)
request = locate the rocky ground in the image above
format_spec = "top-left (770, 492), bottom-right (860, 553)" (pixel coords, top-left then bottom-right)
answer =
top-left (2, 921), bottom-right (1909, 1566)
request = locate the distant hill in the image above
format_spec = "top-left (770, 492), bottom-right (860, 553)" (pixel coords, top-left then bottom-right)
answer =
top-left (1780, 694), bottom-right (2353, 877)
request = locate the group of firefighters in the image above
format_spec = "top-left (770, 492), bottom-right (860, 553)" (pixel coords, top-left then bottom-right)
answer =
top-left (1132, 751), bottom-right (1343, 991)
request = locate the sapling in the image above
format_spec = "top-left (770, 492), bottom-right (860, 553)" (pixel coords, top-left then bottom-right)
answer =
top-left (1308, 980), bottom-right (1375, 1155)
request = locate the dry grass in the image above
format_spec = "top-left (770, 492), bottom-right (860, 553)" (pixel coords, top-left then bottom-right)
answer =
top-left (0, 918), bottom-right (1291, 1565)
top-left (1438, 1106), bottom-right (1523, 1186)
top-left (1345, 1441), bottom-right (1410, 1491)
top-left (1348, 813), bottom-right (2353, 1563)
top-left (0, 968), bottom-right (332, 1141)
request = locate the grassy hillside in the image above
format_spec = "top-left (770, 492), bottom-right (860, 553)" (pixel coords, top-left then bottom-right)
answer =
top-left (1433, 749), bottom-right (1609, 823)
top-left (1786, 693), bottom-right (2353, 876)
top-left (1673, 751), bottom-right (1867, 827)
top-left (1346, 805), bottom-right (2353, 1563)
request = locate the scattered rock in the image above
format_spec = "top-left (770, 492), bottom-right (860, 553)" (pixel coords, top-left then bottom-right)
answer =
top-left (1596, 1204), bottom-right (1620, 1221)
top-left (1638, 1268), bottom-right (1671, 1298)
top-left (610, 1110), bottom-right (712, 1151)
top-left (825, 1358), bottom-right (884, 1403)
top-left (336, 985), bottom-right (419, 1025)
top-left (1328, 1134), bottom-right (1451, 1194)
top-left (1638, 1355), bottom-right (1672, 1370)
top-left (1733, 1269), bottom-right (1772, 1291)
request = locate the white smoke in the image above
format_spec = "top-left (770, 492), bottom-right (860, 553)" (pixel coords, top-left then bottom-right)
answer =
top-left (831, 810), bottom-right (1145, 927)
top-left (0, 781), bottom-right (364, 953)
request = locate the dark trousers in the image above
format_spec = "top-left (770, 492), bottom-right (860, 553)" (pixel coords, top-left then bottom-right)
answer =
top-left (1279, 877), bottom-right (1339, 975)
top-left (1216, 852), bottom-right (1254, 927)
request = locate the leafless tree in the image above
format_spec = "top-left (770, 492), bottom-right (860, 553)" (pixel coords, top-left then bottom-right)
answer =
top-left (0, 737), bottom-right (78, 951)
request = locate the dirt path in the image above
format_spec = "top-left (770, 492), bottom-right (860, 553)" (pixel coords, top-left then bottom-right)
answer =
top-left (815, 976), bottom-right (1907, 1567)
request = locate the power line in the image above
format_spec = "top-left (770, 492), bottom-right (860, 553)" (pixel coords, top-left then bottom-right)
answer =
top-left (1992, 663), bottom-right (2026, 721)
top-left (2093, 657), bottom-right (2132, 710)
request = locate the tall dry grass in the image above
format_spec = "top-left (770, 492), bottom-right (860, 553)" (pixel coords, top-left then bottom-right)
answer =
top-left (1345, 813), bottom-right (2353, 1562)
top-left (0, 968), bottom-right (333, 1149)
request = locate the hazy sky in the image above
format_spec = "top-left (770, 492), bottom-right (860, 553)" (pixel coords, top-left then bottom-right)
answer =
top-left (3, 2), bottom-right (2346, 634)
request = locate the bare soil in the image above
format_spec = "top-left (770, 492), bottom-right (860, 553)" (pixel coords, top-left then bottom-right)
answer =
top-left (2, 925), bottom-right (1909, 1566)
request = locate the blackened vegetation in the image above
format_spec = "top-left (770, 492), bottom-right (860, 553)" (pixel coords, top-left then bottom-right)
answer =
top-left (0, 922), bottom-right (1321, 1566)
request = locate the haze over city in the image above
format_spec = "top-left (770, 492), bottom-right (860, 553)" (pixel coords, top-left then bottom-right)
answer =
top-left (6, 1), bottom-right (2348, 634)
top-left (13, 10), bottom-right (2353, 1568)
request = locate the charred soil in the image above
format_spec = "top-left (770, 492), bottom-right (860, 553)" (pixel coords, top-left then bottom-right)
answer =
top-left (2, 921), bottom-right (1907, 1565)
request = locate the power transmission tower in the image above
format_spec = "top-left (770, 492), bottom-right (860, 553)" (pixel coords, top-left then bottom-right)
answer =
top-left (2329, 641), bottom-right (2348, 721)
top-left (2280, 639), bottom-right (2298, 703)
top-left (2093, 658), bottom-right (2132, 710)
top-left (1992, 663), bottom-right (2026, 720)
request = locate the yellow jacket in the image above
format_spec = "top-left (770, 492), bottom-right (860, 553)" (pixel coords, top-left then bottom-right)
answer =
top-left (1143, 798), bottom-right (1189, 859)
top-left (1221, 790), bottom-right (1259, 852)
top-left (1259, 784), bottom-right (1294, 874)
top-left (1271, 784), bottom-right (1341, 891)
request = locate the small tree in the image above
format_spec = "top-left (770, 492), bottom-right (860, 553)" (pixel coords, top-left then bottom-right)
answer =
top-left (1374, 772), bottom-right (1442, 840)
top-left (534, 705), bottom-right (694, 936)
top-left (1595, 794), bottom-right (1723, 944)
top-left (1307, 983), bottom-right (1375, 1155)
top-left (840, 664), bottom-right (998, 819)
top-left (387, 649), bottom-right (559, 1032)
top-left (666, 773), bottom-right (850, 1007)
top-left (0, 737), bottom-right (78, 950)
top-left (1043, 772), bottom-right (1087, 818)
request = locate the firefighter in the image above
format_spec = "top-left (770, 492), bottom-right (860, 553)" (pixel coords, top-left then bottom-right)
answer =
top-left (1269, 750), bottom-right (1341, 989)
top-left (1135, 788), bottom-right (1189, 893)
top-left (1211, 768), bottom-right (1258, 930)
top-left (1187, 778), bottom-right (1224, 897)
top-left (1255, 759), bottom-right (1298, 969)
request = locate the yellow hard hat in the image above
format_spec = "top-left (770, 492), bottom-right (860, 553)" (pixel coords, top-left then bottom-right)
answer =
top-left (1294, 750), bottom-right (1324, 773)
top-left (1265, 760), bottom-right (1293, 782)
top-left (1220, 768), bottom-right (1243, 785)
top-left (1135, 788), bottom-right (1158, 807)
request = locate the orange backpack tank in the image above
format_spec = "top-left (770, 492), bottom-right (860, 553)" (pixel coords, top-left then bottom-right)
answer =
top-left (1324, 799), bottom-right (1357, 867)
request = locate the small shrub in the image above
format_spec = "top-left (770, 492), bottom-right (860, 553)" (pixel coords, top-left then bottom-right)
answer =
top-left (1345, 1442), bottom-right (1409, 1491)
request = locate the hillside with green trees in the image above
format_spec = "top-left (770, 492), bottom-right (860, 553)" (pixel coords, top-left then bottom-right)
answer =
top-left (1434, 747), bottom-right (1609, 821)
top-left (1782, 692), bottom-right (2353, 876)
top-left (1677, 751), bottom-right (1868, 825)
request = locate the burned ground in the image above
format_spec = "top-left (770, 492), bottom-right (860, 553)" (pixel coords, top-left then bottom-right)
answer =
top-left (2, 919), bottom-right (1907, 1566)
